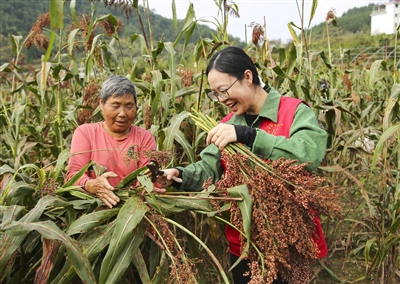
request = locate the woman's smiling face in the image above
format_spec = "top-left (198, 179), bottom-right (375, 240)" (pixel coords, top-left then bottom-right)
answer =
top-left (207, 69), bottom-right (254, 115)
top-left (100, 94), bottom-right (137, 136)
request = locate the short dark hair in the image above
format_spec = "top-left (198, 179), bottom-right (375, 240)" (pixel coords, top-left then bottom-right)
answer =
top-left (205, 46), bottom-right (260, 85)
top-left (99, 75), bottom-right (137, 104)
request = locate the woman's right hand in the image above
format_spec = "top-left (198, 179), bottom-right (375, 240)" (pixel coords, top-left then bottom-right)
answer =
top-left (152, 168), bottom-right (179, 193)
top-left (84, 172), bottom-right (120, 208)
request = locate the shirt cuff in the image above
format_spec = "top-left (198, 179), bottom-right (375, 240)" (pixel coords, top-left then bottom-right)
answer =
top-left (81, 177), bottom-right (91, 188)
top-left (234, 125), bottom-right (257, 148)
top-left (171, 168), bottom-right (183, 188)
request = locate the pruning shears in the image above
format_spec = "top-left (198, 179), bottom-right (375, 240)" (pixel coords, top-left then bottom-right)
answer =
top-left (146, 160), bottom-right (182, 183)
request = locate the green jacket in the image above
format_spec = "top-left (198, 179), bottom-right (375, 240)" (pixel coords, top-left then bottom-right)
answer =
top-left (176, 88), bottom-right (327, 192)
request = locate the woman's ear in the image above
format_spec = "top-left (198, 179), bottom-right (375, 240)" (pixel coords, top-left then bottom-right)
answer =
top-left (244, 69), bottom-right (253, 85)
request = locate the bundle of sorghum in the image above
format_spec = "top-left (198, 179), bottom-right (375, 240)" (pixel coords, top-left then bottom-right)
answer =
top-left (189, 109), bottom-right (342, 284)
top-left (217, 152), bottom-right (342, 284)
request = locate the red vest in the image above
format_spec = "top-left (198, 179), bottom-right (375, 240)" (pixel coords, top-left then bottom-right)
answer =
top-left (221, 96), bottom-right (328, 258)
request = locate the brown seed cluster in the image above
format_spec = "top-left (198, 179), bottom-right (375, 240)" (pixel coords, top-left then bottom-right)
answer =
top-left (66, 13), bottom-right (123, 55)
top-left (179, 67), bottom-right (194, 87)
top-left (343, 74), bottom-right (352, 91)
top-left (215, 152), bottom-right (342, 284)
top-left (77, 81), bottom-right (100, 125)
top-left (326, 10), bottom-right (336, 22)
top-left (40, 178), bottom-right (59, 198)
top-left (79, 14), bottom-right (94, 52)
top-left (97, 18), bottom-right (123, 37)
top-left (144, 105), bottom-right (152, 130)
top-left (250, 22), bottom-right (264, 45)
top-left (168, 248), bottom-right (199, 284)
top-left (25, 12), bottom-right (50, 51)
top-left (143, 150), bottom-right (174, 168)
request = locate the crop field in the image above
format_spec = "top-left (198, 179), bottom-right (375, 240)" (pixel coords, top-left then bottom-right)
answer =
top-left (0, 1), bottom-right (399, 283)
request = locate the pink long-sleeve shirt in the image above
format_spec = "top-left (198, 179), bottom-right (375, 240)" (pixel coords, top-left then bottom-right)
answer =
top-left (66, 122), bottom-right (156, 187)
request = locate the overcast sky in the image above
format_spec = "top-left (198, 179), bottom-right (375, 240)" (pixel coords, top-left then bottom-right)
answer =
top-left (147, 0), bottom-right (384, 42)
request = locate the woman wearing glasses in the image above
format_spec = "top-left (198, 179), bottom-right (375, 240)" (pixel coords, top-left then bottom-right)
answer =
top-left (153, 46), bottom-right (327, 283)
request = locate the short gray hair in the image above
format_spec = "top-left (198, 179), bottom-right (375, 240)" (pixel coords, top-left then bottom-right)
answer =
top-left (99, 75), bottom-right (137, 104)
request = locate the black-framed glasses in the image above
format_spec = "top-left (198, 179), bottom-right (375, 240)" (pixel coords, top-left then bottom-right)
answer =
top-left (207, 78), bottom-right (239, 102)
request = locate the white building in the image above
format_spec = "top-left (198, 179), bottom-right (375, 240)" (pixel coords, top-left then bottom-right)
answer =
top-left (371, 0), bottom-right (400, 35)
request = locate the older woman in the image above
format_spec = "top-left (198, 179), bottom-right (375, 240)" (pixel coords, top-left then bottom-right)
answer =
top-left (66, 75), bottom-right (156, 208)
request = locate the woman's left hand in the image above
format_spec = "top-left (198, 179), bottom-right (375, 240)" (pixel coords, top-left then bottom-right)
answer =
top-left (207, 124), bottom-right (237, 150)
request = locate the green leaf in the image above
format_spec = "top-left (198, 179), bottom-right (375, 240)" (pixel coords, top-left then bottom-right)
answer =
top-left (318, 50), bottom-right (332, 69)
top-left (56, 186), bottom-right (97, 200)
top-left (151, 41), bottom-right (165, 64)
top-left (69, 0), bottom-right (78, 23)
top-left (132, 249), bottom-right (151, 284)
top-left (50, 0), bottom-right (64, 29)
top-left (227, 185), bottom-right (252, 258)
top-left (115, 166), bottom-right (147, 189)
top-left (182, 22), bottom-right (196, 60)
top-left (82, 220), bottom-right (117, 259)
top-left (174, 130), bottom-right (195, 164)
top-left (175, 85), bottom-right (198, 98)
top-left (165, 42), bottom-right (177, 97)
top-left (99, 196), bottom-right (149, 284)
top-left (308, 0), bottom-right (318, 28)
top-left (0, 205), bottom-right (25, 227)
top-left (147, 195), bottom-right (217, 214)
top-left (163, 111), bottom-right (190, 149)
top-left (371, 124), bottom-right (400, 170)
top-left (105, 221), bottom-right (147, 284)
top-left (0, 196), bottom-right (71, 279)
top-left (4, 181), bottom-right (34, 200)
top-left (53, 220), bottom-right (117, 284)
top-left (67, 28), bottom-right (80, 55)
top-left (318, 260), bottom-right (342, 282)
top-left (89, 34), bottom-right (103, 56)
top-left (61, 161), bottom-right (94, 188)
top-left (383, 84), bottom-right (400, 130)
top-left (137, 174), bottom-right (154, 194)
top-left (287, 22), bottom-right (300, 43)
top-left (43, 0), bottom-right (63, 61)
top-left (0, 165), bottom-right (15, 175)
top-left (172, 0), bottom-right (177, 29)
top-left (67, 209), bottom-right (119, 235)
top-left (272, 65), bottom-right (292, 80)
top-left (364, 237), bottom-right (377, 268)
top-left (173, 3), bottom-right (195, 47)
top-left (2, 221), bottom-right (96, 283)
top-left (10, 35), bottom-right (23, 57)
top-left (51, 149), bottom-right (71, 180)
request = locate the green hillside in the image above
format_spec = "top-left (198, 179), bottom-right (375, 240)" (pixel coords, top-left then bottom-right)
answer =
top-left (306, 4), bottom-right (396, 51)
top-left (0, 0), bottom-right (244, 41)
top-left (310, 4), bottom-right (374, 36)
top-left (0, 1), bottom-right (394, 65)
top-left (0, 0), bottom-right (242, 64)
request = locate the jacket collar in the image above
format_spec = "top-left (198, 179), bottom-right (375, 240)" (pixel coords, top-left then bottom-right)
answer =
top-left (257, 87), bottom-right (281, 123)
